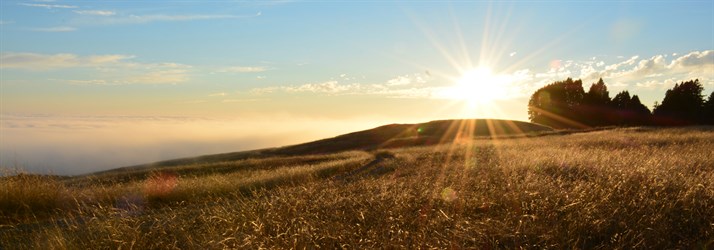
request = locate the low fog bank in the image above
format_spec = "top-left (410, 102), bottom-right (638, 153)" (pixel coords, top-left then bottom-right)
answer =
top-left (0, 114), bottom-right (382, 175)
top-left (1, 137), bottom-right (285, 175)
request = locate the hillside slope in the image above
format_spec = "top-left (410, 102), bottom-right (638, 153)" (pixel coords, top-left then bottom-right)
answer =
top-left (270, 119), bottom-right (553, 155)
top-left (101, 119), bottom-right (551, 174)
top-left (3, 127), bottom-right (712, 249)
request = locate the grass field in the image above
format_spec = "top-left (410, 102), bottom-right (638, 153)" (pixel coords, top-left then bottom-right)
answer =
top-left (1, 126), bottom-right (713, 249)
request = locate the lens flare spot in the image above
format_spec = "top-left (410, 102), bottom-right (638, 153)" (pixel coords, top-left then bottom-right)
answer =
top-left (144, 171), bottom-right (179, 198)
top-left (441, 187), bottom-right (457, 202)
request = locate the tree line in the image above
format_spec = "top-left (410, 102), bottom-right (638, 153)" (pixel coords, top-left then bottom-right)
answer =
top-left (528, 78), bottom-right (714, 128)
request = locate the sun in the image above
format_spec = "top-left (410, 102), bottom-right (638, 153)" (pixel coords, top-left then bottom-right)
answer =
top-left (441, 67), bottom-right (511, 106)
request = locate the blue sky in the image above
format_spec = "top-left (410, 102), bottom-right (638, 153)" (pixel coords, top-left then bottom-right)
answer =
top-left (1, 0), bottom-right (713, 174)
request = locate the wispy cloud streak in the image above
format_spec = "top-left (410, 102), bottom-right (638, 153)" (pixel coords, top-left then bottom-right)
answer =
top-left (1, 52), bottom-right (191, 85)
top-left (79, 12), bottom-right (261, 26)
top-left (73, 10), bottom-right (115, 16)
top-left (19, 3), bottom-right (78, 9)
top-left (28, 26), bottom-right (77, 32)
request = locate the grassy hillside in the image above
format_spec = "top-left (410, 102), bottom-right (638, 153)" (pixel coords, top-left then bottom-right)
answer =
top-left (1, 126), bottom-right (713, 248)
top-left (96, 119), bottom-right (553, 175)
top-left (269, 119), bottom-right (553, 155)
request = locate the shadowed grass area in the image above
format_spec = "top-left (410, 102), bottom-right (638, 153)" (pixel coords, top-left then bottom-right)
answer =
top-left (1, 127), bottom-right (713, 248)
top-left (0, 174), bottom-right (73, 220)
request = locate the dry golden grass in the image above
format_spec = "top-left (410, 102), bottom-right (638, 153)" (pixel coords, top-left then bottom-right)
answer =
top-left (1, 127), bottom-right (713, 249)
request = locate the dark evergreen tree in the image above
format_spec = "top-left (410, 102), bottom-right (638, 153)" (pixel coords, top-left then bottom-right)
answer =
top-left (609, 91), bottom-right (651, 125)
top-left (703, 91), bottom-right (714, 125)
top-left (528, 78), bottom-right (586, 128)
top-left (565, 78), bottom-right (586, 107)
top-left (581, 78), bottom-right (611, 126)
top-left (611, 91), bottom-right (632, 125)
top-left (653, 79), bottom-right (705, 125)
top-left (611, 91), bottom-right (631, 109)
top-left (628, 95), bottom-right (652, 125)
top-left (584, 78), bottom-right (610, 104)
top-left (528, 78), bottom-right (656, 128)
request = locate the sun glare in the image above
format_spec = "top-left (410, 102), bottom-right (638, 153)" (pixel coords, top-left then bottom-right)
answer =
top-left (442, 67), bottom-right (512, 106)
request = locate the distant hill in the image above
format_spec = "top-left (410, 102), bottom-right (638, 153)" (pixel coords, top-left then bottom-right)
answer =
top-left (269, 119), bottom-right (553, 155)
top-left (93, 119), bottom-right (551, 175)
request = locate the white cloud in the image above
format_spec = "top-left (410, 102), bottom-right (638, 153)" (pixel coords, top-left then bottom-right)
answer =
top-left (124, 69), bottom-right (188, 84)
top-left (535, 69), bottom-right (572, 79)
top-left (66, 79), bottom-right (108, 85)
top-left (19, 3), bottom-right (77, 9)
top-left (629, 51), bottom-right (711, 77)
top-left (569, 51), bottom-right (713, 88)
top-left (251, 81), bottom-right (442, 99)
top-left (29, 26), bottom-right (77, 32)
top-left (63, 68), bottom-right (189, 85)
top-left (1, 52), bottom-right (133, 70)
top-left (669, 50), bottom-right (713, 69)
top-left (605, 55), bottom-right (638, 71)
top-left (124, 14), bottom-right (237, 23)
top-left (85, 13), bottom-right (260, 26)
top-left (221, 98), bottom-right (266, 103)
top-left (215, 66), bottom-right (267, 73)
top-left (62, 68), bottom-right (189, 85)
top-left (509, 52), bottom-right (517, 57)
top-left (251, 81), bottom-right (363, 95)
top-left (249, 72), bottom-right (438, 99)
top-left (386, 73), bottom-right (429, 86)
top-left (0, 20), bottom-right (14, 25)
top-left (454, 50), bottom-right (713, 104)
top-left (247, 51), bottom-right (712, 102)
top-left (2, 52), bottom-right (190, 85)
top-left (635, 78), bottom-right (677, 90)
top-left (387, 75), bottom-right (412, 86)
top-left (628, 55), bottom-right (668, 78)
top-left (73, 10), bottom-right (116, 16)
top-left (338, 74), bottom-right (357, 80)
top-left (519, 50), bottom-right (714, 102)
top-left (290, 81), bottom-right (353, 93)
top-left (377, 87), bottom-right (444, 99)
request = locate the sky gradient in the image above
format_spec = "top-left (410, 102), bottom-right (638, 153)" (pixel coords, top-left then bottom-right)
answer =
top-left (1, 0), bottom-right (713, 174)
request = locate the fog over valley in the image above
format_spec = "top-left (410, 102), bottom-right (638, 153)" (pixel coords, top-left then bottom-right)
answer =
top-left (0, 114), bottom-right (387, 175)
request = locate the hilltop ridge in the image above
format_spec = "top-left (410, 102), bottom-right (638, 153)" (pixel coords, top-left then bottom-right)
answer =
top-left (270, 118), bottom-right (552, 155)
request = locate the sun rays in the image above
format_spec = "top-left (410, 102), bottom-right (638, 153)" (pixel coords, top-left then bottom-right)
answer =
top-left (439, 66), bottom-right (519, 108)
top-left (390, 4), bottom-right (558, 196)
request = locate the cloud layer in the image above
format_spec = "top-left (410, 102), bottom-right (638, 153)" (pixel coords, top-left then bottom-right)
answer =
top-left (0, 114), bottom-right (379, 175)
top-left (246, 50), bottom-right (713, 104)
top-left (1, 52), bottom-right (133, 70)
top-left (569, 50), bottom-right (713, 90)
top-left (1, 52), bottom-right (190, 85)
top-left (250, 72), bottom-right (438, 99)
top-left (17, 1), bottom-right (261, 32)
